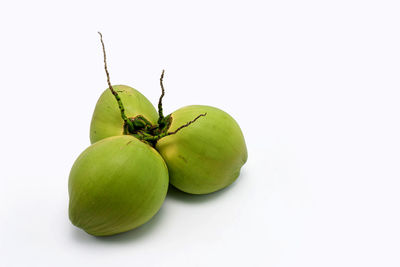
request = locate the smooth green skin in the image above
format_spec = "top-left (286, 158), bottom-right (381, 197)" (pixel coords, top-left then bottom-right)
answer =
top-left (156, 105), bottom-right (247, 194)
top-left (90, 85), bottom-right (158, 144)
top-left (69, 135), bottom-right (169, 236)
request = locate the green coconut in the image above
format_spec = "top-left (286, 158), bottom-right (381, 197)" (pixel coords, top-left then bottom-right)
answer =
top-left (68, 135), bottom-right (169, 236)
top-left (90, 85), bottom-right (158, 144)
top-left (156, 105), bottom-right (247, 194)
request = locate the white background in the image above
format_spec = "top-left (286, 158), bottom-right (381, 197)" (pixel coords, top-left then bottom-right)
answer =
top-left (1, 1), bottom-right (399, 266)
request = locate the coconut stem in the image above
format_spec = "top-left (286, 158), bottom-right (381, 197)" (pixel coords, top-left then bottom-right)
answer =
top-left (98, 32), bottom-right (134, 131)
top-left (157, 69), bottom-right (166, 125)
top-left (97, 33), bottom-right (205, 146)
top-left (167, 113), bottom-right (207, 136)
top-left (142, 113), bottom-right (207, 143)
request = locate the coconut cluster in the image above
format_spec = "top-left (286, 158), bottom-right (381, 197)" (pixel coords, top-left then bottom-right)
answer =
top-left (68, 33), bottom-right (247, 236)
